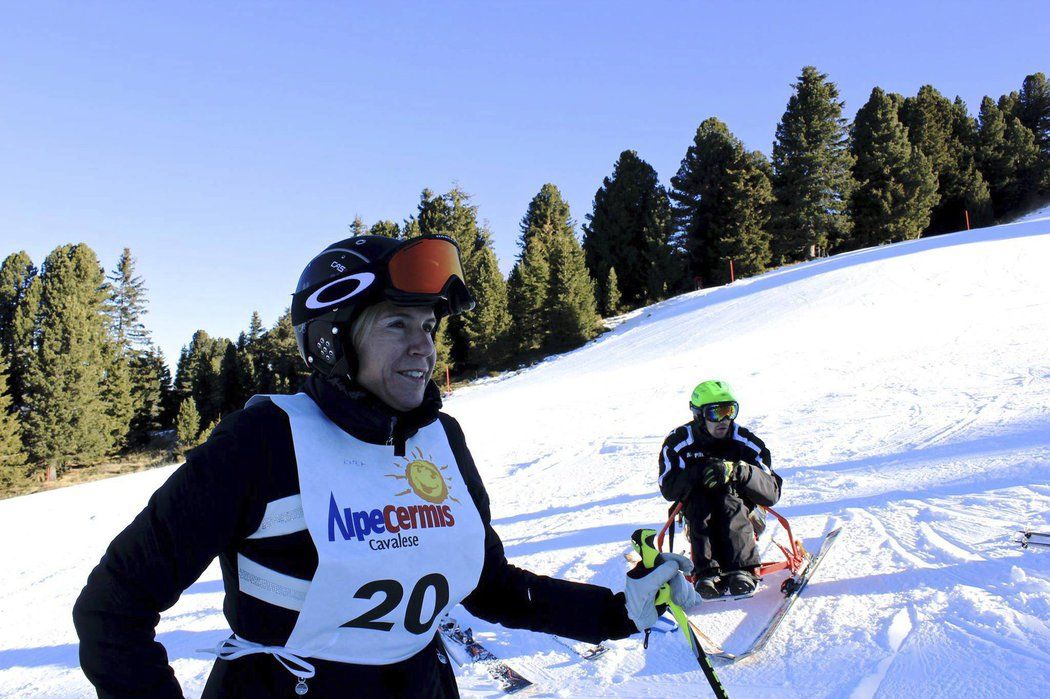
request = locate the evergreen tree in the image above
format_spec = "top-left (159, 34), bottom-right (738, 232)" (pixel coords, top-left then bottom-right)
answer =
top-left (944, 97), bottom-right (994, 229)
top-left (195, 336), bottom-right (231, 426)
top-left (105, 248), bottom-right (151, 350)
top-left (104, 248), bottom-right (163, 443)
top-left (1017, 73), bottom-right (1050, 161)
top-left (899, 86), bottom-right (991, 234)
top-left (173, 330), bottom-right (229, 428)
top-left (900, 87), bottom-right (953, 180)
top-left (506, 242), bottom-right (550, 352)
top-left (230, 333), bottom-right (258, 405)
top-left (546, 228), bottom-right (599, 349)
top-left (416, 188), bottom-right (486, 255)
top-left (100, 341), bottom-right (135, 452)
top-left (400, 216), bottom-right (422, 240)
top-left (583, 150), bottom-right (675, 312)
top-left (519, 183), bottom-right (574, 250)
top-left (1003, 116), bottom-right (1042, 209)
top-left (670, 118), bottom-right (773, 283)
top-left (770, 66), bottom-right (855, 261)
top-left (218, 341), bottom-right (251, 415)
top-left (0, 252), bottom-right (41, 412)
top-left (643, 195), bottom-right (687, 302)
top-left (511, 183), bottom-right (599, 350)
top-left (349, 216), bottom-right (368, 237)
top-left (977, 97), bottom-right (1041, 216)
top-left (173, 345), bottom-right (192, 400)
top-left (1017, 72), bottom-right (1050, 193)
top-left (22, 244), bottom-right (114, 469)
top-left (247, 311), bottom-right (265, 346)
top-left (197, 419), bottom-right (219, 446)
top-left (172, 334), bottom-right (201, 418)
top-left (415, 187), bottom-right (510, 369)
top-left (432, 322), bottom-right (452, 389)
top-left (714, 149), bottom-right (775, 277)
top-left (507, 184), bottom-right (582, 352)
top-left (850, 87), bottom-right (939, 247)
top-left (998, 91), bottom-right (1020, 119)
top-left (978, 96), bottom-right (1011, 213)
top-left (165, 345), bottom-right (192, 427)
top-left (255, 311), bottom-right (310, 394)
top-left (128, 346), bottom-right (171, 441)
top-left (459, 239), bottom-right (510, 367)
top-left (605, 268), bottom-right (622, 316)
top-left (368, 220), bottom-right (403, 239)
top-left (0, 354), bottom-right (26, 487)
top-left (670, 118), bottom-right (741, 284)
top-left (235, 311), bottom-right (265, 400)
top-left (174, 397), bottom-right (201, 454)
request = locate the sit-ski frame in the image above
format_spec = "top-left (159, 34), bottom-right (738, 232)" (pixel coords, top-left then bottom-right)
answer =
top-left (656, 502), bottom-right (812, 594)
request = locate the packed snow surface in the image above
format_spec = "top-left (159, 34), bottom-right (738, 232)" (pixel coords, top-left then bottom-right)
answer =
top-left (2, 217), bottom-right (1049, 697)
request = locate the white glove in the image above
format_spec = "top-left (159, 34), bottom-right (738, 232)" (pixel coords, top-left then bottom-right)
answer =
top-left (663, 554), bottom-right (701, 610)
top-left (625, 553), bottom-right (698, 632)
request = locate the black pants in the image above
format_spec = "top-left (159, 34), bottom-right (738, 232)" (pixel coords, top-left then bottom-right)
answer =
top-left (684, 487), bottom-right (760, 577)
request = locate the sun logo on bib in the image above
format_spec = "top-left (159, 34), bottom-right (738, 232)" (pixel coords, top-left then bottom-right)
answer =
top-left (389, 447), bottom-right (460, 505)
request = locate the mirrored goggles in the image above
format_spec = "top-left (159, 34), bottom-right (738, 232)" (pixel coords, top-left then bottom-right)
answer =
top-left (388, 236), bottom-right (465, 295)
top-left (692, 401), bottom-right (739, 423)
top-left (386, 235), bottom-right (475, 315)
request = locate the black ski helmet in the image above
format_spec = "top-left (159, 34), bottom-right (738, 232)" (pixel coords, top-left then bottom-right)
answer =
top-left (290, 234), bottom-right (475, 379)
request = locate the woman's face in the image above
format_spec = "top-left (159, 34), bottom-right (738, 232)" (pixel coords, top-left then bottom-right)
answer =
top-left (354, 304), bottom-right (437, 412)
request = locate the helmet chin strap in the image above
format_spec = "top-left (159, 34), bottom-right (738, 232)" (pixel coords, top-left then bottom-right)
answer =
top-left (324, 327), bottom-right (356, 387)
top-left (330, 355), bottom-right (351, 383)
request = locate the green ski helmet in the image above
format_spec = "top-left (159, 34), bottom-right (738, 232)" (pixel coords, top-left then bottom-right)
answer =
top-left (689, 379), bottom-right (739, 422)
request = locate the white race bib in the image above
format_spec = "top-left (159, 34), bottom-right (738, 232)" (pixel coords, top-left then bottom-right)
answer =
top-left (261, 393), bottom-right (486, 664)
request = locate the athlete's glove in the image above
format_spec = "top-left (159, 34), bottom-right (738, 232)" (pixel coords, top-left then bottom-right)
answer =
top-left (624, 553), bottom-right (700, 631)
top-left (701, 459), bottom-right (739, 489)
top-left (687, 457), bottom-right (720, 487)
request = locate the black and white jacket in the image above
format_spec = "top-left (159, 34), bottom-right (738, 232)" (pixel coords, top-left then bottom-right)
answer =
top-left (73, 375), bottom-right (636, 698)
top-left (657, 420), bottom-right (782, 507)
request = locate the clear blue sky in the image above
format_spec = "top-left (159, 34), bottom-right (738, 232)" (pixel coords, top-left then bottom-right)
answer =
top-left (2, 2), bottom-right (1046, 368)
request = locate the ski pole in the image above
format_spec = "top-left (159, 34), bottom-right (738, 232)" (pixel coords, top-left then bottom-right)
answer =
top-left (631, 528), bottom-right (729, 699)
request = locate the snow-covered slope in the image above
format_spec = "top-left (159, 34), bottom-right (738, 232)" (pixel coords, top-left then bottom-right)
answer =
top-left (2, 218), bottom-right (1048, 698)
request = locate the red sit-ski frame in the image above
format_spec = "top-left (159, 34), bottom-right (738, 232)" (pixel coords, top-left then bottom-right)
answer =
top-left (656, 502), bottom-right (811, 590)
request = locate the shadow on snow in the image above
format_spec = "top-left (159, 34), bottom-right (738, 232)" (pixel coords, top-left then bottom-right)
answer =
top-left (0, 628), bottom-right (231, 671)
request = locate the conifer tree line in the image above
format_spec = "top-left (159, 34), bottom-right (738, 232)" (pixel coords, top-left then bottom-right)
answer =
top-left (0, 245), bottom-right (175, 486)
top-left (2, 67), bottom-right (1046, 489)
top-left (671, 68), bottom-right (1049, 289)
top-left (0, 241), bottom-right (321, 485)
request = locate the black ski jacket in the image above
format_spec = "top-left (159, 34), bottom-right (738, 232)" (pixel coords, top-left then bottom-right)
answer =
top-left (657, 420), bottom-right (782, 508)
top-left (73, 375), bottom-right (636, 698)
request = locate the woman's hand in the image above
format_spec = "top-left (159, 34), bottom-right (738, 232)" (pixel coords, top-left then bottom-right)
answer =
top-left (624, 553), bottom-right (700, 631)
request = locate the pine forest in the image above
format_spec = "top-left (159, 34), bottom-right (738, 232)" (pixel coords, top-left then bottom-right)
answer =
top-left (2, 68), bottom-right (1048, 496)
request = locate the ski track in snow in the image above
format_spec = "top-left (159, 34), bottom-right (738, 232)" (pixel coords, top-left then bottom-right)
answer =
top-left (2, 219), bottom-right (1049, 697)
top-left (849, 607), bottom-right (914, 699)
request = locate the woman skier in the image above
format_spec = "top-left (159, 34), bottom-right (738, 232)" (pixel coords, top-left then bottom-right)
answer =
top-left (74, 234), bottom-right (695, 697)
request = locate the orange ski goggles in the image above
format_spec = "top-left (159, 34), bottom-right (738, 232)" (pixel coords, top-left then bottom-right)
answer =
top-left (388, 236), bottom-right (465, 295)
top-left (385, 235), bottom-right (475, 315)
